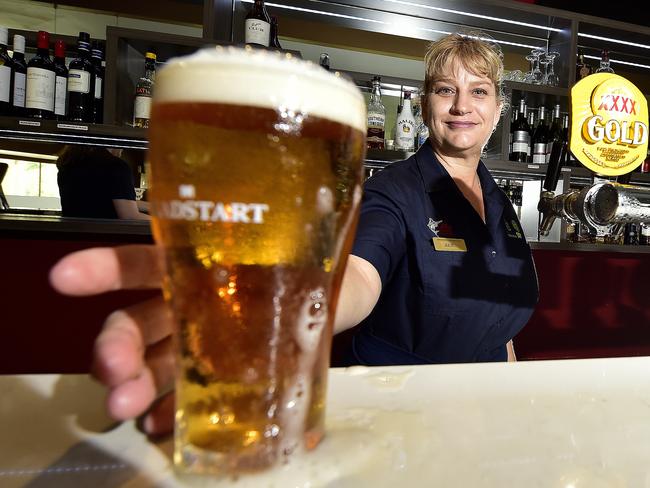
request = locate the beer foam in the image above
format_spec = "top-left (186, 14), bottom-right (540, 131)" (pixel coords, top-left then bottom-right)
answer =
top-left (155, 46), bottom-right (367, 133)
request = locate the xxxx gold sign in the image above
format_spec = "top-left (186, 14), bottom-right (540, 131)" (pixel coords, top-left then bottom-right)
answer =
top-left (571, 73), bottom-right (648, 176)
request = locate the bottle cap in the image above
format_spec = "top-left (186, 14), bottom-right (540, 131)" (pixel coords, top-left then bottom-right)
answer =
top-left (54, 40), bottom-right (66, 58)
top-left (37, 30), bottom-right (50, 50)
top-left (145, 51), bottom-right (157, 61)
top-left (0, 27), bottom-right (7, 46)
top-left (13, 34), bottom-right (25, 53)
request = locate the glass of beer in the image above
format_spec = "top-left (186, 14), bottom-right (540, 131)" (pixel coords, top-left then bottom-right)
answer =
top-left (147, 46), bottom-right (366, 477)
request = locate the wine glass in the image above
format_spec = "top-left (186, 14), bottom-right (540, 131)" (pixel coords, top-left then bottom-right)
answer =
top-left (544, 52), bottom-right (560, 86)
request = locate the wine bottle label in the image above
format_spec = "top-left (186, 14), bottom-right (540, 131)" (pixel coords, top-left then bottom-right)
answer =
top-left (395, 120), bottom-right (415, 150)
top-left (55, 75), bottom-right (67, 116)
top-left (26, 67), bottom-right (55, 111)
top-left (245, 19), bottom-right (271, 46)
top-left (95, 77), bottom-right (102, 99)
top-left (0, 65), bottom-right (10, 103)
top-left (12, 72), bottom-right (25, 107)
top-left (532, 149), bottom-right (547, 164)
top-left (367, 127), bottom-right (385, 144)
top-left (67, 69), bottom-right (90, 94)
top-left (134, 95), bottom-right (151, 120)
top-left (367, 113), bottom-right (385, 129)
top-left (512, 142), bottom-right (528, 153)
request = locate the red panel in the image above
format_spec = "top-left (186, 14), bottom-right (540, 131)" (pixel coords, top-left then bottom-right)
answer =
top-left (515, 249), bottom-right (650, 360)
top-left (0, 237), bottom-right (157, 374)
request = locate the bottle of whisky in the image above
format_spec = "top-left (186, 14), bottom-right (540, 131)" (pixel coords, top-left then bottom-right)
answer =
top-left (366, 76), bottom-right (385, 150)
top-left (25, 30), bottom-right (56, 119)
top-left (133, 51), bottom-right (156, 128)
top-left (395, 90), bottom-right (415, 151)
top-left (67, 32), bottom-right (94, 122)
top-left (245, 0), bottom-right (271, 47)
top-left (10, 34), bottom-right (26, 116)
top-left (91, 41), bottom-right (104, 123)
top-left (53, 40), bottom-right (67, 120)
top-left (0, 27), bottom-right (13, 116)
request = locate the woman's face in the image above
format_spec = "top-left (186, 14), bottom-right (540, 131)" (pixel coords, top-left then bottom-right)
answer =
top-left (424, 61), bottom-right (501, 159)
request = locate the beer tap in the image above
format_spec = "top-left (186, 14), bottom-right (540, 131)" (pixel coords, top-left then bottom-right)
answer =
top-left (538, 142), bottom-right (650, 237)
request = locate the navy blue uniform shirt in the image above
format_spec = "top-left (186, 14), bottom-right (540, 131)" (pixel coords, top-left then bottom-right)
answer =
top-left (348, 142), bottom-right (539, 365)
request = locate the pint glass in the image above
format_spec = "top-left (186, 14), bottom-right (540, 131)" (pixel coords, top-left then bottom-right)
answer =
top-left (148, 46), bottom-right (366, 476)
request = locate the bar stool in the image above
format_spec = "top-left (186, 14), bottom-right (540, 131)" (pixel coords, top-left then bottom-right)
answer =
top-left (0, 163), bottom-right (9, 210)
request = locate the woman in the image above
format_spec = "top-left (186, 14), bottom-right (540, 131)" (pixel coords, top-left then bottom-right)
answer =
top-left (57, 145), bottom-right (150, 220)
top-left (49, 34), bottom-right (538, 434)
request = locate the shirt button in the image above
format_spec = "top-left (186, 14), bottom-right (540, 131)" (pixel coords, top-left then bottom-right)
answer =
top-left (491, 250), bottom-right (497, 257)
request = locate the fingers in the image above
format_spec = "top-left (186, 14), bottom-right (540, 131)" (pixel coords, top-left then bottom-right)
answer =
top-left (106, 368), bottom-right (158, 420)
top-left (92, 296), bottom-right (173, 388)
top-left (49, 245), bottom-right (164, 296)
top-left (142, 392), bottom-right (175, 436)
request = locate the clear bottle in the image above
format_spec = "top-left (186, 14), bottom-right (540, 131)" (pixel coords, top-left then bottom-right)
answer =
top-left (509, 99), bottom-right (529, 163)
top-left (133, 51), bottom-right (156, 128)
top-left (91, 41), bottom-right (104, 123)
top-left (395, 90), bottom-right (415, 151)
top-left (26, 30), bottom-right (56, 119)
top-left (67, 32), bottom-right (94, 122)
top-left (366, 76), bottom-right (385, 150)
top-left (595, 49), bottom-right (615, 74)
top-left (245, 0), bottom-right (271, 47)
top-left (53, 40), bottom-right (68, 120)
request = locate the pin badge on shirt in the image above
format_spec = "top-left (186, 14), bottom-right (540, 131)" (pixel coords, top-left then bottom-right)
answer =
top-left (504, 219), bottom-right (523, 239)
top-left (428, 217), bottom-right (467, 252)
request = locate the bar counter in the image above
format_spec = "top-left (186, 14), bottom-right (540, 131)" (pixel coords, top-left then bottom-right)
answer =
top-left (2, 212), bottom-right (650, 374)
top-left (3, 357), bottom-right (650, 487)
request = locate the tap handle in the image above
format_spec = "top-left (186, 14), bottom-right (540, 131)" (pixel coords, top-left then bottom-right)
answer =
top-left (543, 140), bottom-right (566, 192)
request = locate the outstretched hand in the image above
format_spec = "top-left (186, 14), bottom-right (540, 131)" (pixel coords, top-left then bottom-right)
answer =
top-left (49, 245), bottom-right (175, 435)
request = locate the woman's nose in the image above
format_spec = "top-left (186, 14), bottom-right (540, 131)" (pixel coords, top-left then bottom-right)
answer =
top-left (451, 92), bottom-right (472, 115)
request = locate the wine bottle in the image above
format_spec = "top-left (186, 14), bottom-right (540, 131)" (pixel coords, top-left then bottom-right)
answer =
top-left (10, 34), bottom-right (27, 116)
top-left (25, 30), bottom-right (56, 119)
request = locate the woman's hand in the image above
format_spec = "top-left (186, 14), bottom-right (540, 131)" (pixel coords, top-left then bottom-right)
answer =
top-left (49, 245), bottom-right (174, 435)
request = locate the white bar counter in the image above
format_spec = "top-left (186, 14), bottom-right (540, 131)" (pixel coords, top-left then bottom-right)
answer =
top-left (2, 357), bottom-right (650, 487)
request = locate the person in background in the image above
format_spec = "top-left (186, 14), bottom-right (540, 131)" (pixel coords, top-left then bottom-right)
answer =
top-left (57, 145), bottom-right (150, 220)
top-left (49, 33), bottom-right (538, 434)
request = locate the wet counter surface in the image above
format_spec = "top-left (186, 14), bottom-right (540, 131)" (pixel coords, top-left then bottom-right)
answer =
top-left (0, 212), bottom-right (151, 236)
top-left (2, 357), bottom-right (650, 487)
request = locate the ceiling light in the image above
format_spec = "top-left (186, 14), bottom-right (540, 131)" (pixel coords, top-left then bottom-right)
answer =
top-left (240, 0), bottom-right (388, 24)
top-left (579, 32), bottom-right (650, 51)
top-left (0, 149), bottom-right (58, 161)
top-left (584, 54), bottom-right (650, 70)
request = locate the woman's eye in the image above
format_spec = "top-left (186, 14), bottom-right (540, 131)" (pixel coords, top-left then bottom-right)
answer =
top-left (473, 88), bottom-right (488, 96)
top-left (436, 87), bottom-right (454, 95)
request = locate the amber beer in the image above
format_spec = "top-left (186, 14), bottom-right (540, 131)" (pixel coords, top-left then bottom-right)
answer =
top-left (147, 47), bottom-right (366, 476)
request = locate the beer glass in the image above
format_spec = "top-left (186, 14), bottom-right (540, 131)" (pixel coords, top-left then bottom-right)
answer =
top-left (148, 46), bottom-right (366, 477)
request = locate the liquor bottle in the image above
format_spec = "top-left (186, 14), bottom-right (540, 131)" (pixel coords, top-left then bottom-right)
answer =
top-left (576, 54), bottom-right (591, 81)
top-left (91, 41), bottom-right (104, 123)
top-left (395, 90), bottom-right (415, 151)
top-left (25, 30), bottom-right (56, 119)
top-left (366, 76), bottom-right (385, 150)
top-left (639, 224), bottom-right (650, 246)
top-left (0, 27), bottom-right (13, 116)
top-left (67, 32), bottom-right (94, 123)
top-left (133, 51), bottom-right (156, 128)
top-left (10, 34), bottom-right (27, 116)
top-left (417, 117), bottom-right (429, 149)
top-left (546, 104), bottom-right (561, 163)
top-left (53, 40), bottom-right (67, 120)
top-left (526, 109), bottom-right (536, 163)
top-left (319, 53), bottom-right (330, 71)
top-left (245, 0), bottom-right (271, 47)
top-left (508, 108), bottom-right (516, 155)
top-left (595, 49), bottom-right (615, 74)
top-left (624, 223), bottom-right (639, 245)
top-left (532, 106), bottom-right (549, 165)
top-left (509, 99), bottom-right (529, 163)
top-left (269, 16), bottom-right (282, 49)
top-left (412, 95), bottom-right (424, 150)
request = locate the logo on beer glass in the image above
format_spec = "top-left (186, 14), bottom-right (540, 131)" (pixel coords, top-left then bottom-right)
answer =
top-left (157, 184), bottom-right (270, 223)
top-left (571, 73), bottom-right (649, 176)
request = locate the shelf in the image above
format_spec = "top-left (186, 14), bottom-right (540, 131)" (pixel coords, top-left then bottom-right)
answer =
top-left (0, 116), bottom-right (147, 149)
top-left (504, 81), bottom-right (570, 98)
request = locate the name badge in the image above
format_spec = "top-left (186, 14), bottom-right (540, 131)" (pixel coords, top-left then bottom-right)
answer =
top-left (432, 237), bottom-right (467, 252)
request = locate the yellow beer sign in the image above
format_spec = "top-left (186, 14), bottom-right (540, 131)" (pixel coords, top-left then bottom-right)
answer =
top-left (571, 73), bottom-right (648, 176)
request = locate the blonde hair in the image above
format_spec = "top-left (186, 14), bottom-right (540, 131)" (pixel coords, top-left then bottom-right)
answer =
top-left (422, 32), bottom-right (505, 110)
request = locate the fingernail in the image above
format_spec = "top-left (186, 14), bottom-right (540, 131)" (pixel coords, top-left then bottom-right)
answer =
top-left (143, 414), bottom-right (155, 433)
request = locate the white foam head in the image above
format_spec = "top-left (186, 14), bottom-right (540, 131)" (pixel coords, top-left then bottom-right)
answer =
top-left (154, 46), bottom-right (367, 133)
